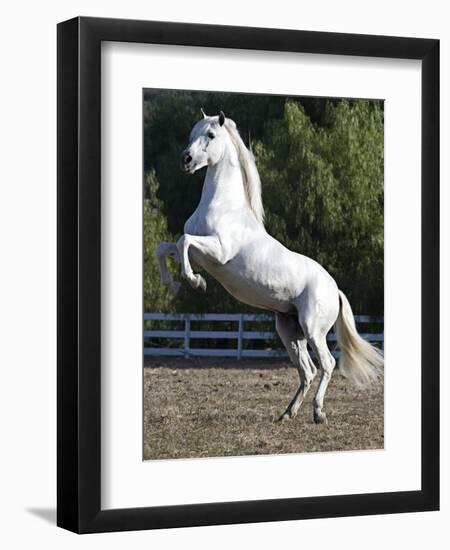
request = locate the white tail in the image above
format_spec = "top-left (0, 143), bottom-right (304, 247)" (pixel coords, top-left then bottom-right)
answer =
top-left (335, 290), bottom-right (384, 387)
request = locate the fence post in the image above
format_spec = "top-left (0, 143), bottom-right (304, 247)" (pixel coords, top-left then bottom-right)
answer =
top-left (237, 314), bottom-right (243, 360)
top-left (184, 314), bottom-right (190, 358)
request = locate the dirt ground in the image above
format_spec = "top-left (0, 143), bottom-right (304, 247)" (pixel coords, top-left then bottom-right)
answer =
top-left (143, 357), bottom-right (384, 460)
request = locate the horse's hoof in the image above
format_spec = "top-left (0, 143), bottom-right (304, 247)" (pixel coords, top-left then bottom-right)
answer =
top-left (197, 275), bottom-right (207, 292)
top-left (277, 412), bottom-right (291, 422)
top-left (185, 273), bottom-right (207, 291)
top-left (313, 411), bottom-right (328, 425)
top-left (191, 274), bottom-right (206, 291)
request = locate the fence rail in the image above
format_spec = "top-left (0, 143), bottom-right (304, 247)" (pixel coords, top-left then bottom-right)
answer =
top-left (144, 313), bottom-right (384, 360)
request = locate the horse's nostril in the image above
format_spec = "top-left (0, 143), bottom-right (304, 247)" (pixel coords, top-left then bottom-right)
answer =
top-left (185, 154), bottom-right (192, 164)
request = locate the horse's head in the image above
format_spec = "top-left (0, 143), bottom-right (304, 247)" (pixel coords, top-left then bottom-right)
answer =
top-left (181, 110), bottom-right (232, 174)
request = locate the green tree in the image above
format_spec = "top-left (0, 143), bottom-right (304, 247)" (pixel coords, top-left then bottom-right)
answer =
top-left (143, 91), bottom-right (384, 315)
top-left (254, 99), bottom-right (384, 314)
top-left (143, 170), bottom-right (177, 312)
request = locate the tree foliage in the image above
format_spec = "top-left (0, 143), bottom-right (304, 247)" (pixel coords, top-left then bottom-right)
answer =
top-left (254, 100), bottom-right (384, 314)
top-left (143, 171), bottom-right (176, 312)
top-left (143, 91), bottom-right (384, 315)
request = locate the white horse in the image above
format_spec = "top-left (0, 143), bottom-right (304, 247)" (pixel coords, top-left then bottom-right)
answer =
top-left (156, 110), bottom-right (383, 424)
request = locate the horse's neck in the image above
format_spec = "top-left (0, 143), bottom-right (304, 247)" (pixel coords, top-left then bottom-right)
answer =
top-left (199, 159), bottom-right (247, 211)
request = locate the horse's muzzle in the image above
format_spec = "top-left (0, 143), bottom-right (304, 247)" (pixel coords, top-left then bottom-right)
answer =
top-left (181, 150), bottom-right (192, 171)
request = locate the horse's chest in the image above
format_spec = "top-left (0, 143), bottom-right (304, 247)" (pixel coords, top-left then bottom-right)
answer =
top-left (184, 209), bottom-right (224, 236)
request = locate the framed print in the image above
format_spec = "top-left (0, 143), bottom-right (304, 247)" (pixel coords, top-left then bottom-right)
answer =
top-left (57, 17), bottom-right (439, 533)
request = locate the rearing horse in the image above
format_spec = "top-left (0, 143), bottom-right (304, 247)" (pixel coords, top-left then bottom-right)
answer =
top-left (156, 110), bottom-right (383, 424)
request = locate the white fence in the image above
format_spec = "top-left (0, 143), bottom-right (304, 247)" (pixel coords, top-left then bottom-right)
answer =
top-left (144, 313), bottom-right (383, 360)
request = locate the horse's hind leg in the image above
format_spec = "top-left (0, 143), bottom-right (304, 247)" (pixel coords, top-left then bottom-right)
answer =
top-left (275, 313), bottom-right (317, 421)
top-left (307, 335), bottom-right (336, 424)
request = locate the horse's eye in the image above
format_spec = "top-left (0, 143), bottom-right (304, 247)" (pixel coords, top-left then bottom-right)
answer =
top-left (207, 132), bottom-right (215, 139)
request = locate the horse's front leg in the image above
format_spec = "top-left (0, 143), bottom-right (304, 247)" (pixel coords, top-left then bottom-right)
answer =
top-left (155, 242), bottom-right (182, 296)
top-left (176, 234), bottom-right (227, 291)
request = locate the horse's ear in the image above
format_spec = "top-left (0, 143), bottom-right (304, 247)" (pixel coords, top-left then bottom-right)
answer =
top-left (219, 111), bottom-right (225, 126)
top-left (200, 107), bottom-right (207, 119)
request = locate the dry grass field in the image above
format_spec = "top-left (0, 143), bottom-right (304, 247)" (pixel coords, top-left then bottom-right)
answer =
top-left (143, 357), bottom-right (384, 460)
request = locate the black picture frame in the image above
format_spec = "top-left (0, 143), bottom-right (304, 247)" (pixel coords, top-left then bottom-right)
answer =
top-left (57, 16), bottom-right (439, 534)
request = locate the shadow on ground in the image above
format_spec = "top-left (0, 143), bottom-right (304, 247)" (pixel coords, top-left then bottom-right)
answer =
top-left (26, 507), bottom-right (56, 525)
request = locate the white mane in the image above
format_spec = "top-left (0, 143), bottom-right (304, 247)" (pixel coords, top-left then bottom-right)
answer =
top-left (223, 120), bottom-right (265, 225)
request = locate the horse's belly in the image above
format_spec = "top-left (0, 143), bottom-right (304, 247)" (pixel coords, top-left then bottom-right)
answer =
top-left (222, 281), bottom-right (293, 312)
top-left (201, 255), bottom-right (298, 313)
